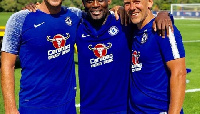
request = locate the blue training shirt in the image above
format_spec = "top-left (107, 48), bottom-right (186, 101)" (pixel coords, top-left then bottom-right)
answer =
top-left (76, 14), bottom-right (131, 113)
top-left (1, 7), bottom-right (81, 108)
top-left (129, 18), bottom-right (185, 113)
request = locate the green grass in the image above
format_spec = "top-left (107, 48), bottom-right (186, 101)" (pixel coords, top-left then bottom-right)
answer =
top-left (0, 13), bottom-right (200, 113)
top-left (0, 12), bottom-right (13, 26)
top-left (175, 19), bottom-right (200, 114)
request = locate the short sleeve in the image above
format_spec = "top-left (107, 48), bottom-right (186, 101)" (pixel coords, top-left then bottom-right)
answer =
top-left (1, 10), bottom-right (29, 55)
top-left (157, 25), bottom-right (185, 62)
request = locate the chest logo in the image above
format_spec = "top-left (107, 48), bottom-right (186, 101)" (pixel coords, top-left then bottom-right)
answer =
top-left (141, 29), bottom-right (148, 44)
top-left (88, 43), bottom-right (113, 68)
top-left (82, 34), bottom-right (90, 38)
top-left (65, 17), bottom-right (72, 26)
top-left (34, 22), bottom-right (45, 28)
top-left (47, 33), bottom-right (71, 60)
top-left (47, 33), bottom-right (70, 48)
top-left (132, 50), bottom-right (142, 72)
top-left (132, 51), bottom-right (140, 65)
top-left (88, 43), bottom-right (112, 58)
top-left (108, 26), bottom-right (119, 36)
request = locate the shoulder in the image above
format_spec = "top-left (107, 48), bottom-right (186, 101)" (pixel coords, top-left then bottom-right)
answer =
top-left (6, 10), bottom-right (31, 27)
top-left (5, 10), bottom-right (31, 36)
top-left (9, 10), bottom-right (30, 20)
top-left (63, 6), bottom-right (82, 18)
top-left (168, 24), bottom-right (182, 43)
top-left (67, 7), bottom-right (81, 12)
top-left (6, 10), bottom-right (32, 29)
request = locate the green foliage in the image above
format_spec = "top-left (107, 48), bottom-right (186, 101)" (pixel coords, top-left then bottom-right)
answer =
top-left (153, 0), bottom-right (200, 10)
top-left (109, 0), bottom-right (123, 9)
top-left (0, 0), bottom-right (17, 12)
top-left (153, 0), bottom-right (172, 10)
top-left (0, 0), bottom-right (199, 12)
top-left (190, 0), bottom-right (200, 3)
top-left (0, 0), bottom-right (42, 12)
top-left (62, 0), bottom-right (84, 9)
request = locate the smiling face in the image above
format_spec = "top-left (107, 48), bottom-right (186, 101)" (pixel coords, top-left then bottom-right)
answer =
top-left (83, 0), bottom-right (111, 20)
top-left (124, 0), bottom-right (153, 29)
top-left (44, 0), bottom-right (63, 7)
top-left (40, 0), bottom-right (63, 14)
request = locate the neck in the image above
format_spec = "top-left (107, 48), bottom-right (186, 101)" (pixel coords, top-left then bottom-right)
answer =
top-left (87, 12), bottom-right (109, 30)
top-left (137, 11), bottom-right (155, 30)
top-left (38, 1), bottom-right (61, 14)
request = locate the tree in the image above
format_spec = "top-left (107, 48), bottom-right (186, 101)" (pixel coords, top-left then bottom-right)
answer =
top-left (109, 0), bottom-right (123, 9)
top-left (0, 0), bottom-right (199, 12)
top-left (0, 0), bottom-right (17, 12)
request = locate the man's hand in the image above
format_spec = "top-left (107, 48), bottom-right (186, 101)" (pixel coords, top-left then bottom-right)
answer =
top-left (153, 11), bottom-right (173, 38)
top-left (110, 6), bottom-right (130, 26)
top-left (22, 2), bottom-right (40, 12)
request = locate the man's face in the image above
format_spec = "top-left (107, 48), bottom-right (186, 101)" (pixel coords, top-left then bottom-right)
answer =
top-left (44, 0), bottom-right (63, 7)
top-left (124, 0), bottom-right (130, 14)
top-left (83, 0), bottom-right (110, 20)
top-left (124, 0), bottom-right (153, 25)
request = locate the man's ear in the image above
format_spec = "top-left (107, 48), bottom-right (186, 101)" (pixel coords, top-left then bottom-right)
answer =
top-left (108, 0), bottom-right (112, 5)
top-left (148, 0), bottom-right (153, 10)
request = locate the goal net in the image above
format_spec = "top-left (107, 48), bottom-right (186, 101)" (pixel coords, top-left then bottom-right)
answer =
top-left (170, 4), bottom-right (200, 19)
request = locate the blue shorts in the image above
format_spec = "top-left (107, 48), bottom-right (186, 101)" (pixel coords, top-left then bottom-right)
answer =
top-left (19, 99), bottom-right (76, 114)
top-left (80, 110), bottom-right (127, 114)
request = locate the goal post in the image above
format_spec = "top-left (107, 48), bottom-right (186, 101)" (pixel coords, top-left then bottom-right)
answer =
top-left (170, 4), bottom-right (200, 19)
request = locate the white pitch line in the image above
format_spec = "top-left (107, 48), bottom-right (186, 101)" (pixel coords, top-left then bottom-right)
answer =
top-left (183, 40), bottom-right (200, 43)
top-left (185, 88), bottom-right (200, 93)
top-left (75, 103), bottom-right (80, 107)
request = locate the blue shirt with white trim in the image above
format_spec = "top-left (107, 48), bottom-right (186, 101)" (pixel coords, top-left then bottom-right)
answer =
top-left (2, 7), bottom-right (81, 108)
top-left (129, 18), bottom-right (185, 113)
top-left (76, 14), bottom-right (132, 113)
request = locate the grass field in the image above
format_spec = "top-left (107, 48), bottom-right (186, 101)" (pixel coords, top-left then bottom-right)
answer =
top-left (0, 12), bottom-right (200, 114)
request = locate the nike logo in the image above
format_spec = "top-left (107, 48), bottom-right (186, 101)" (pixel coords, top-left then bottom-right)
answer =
top-left (82, 34), bottom-right (90, 38)
top-left (34, 22), bottom-right (45, 28)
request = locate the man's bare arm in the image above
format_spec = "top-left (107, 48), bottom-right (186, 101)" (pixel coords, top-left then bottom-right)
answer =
top-left (166, 58), bottom-right (186, 114)
top-left (1, 52), bottom-right (19, 114)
